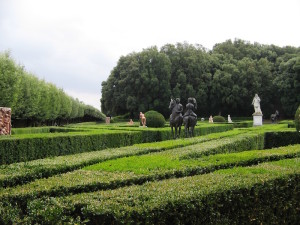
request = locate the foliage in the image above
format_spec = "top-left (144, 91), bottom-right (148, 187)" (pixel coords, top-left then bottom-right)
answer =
top-left (101, 47), bottom-right (172, 117)
top-left (0, 124), bottom-right (233, 165)
top-left (213, 115), bottom-right (226, 122)
top-left (1, 133), bottom-right (298, 206)
top-left (144, 110), bottom-right (166, 127)
top-left (101, 39), bottom-right (300, 118)
top-left (0, 130), bottom-right (143, 165)
top-left (295, 105), bottom-right (300, 132)
top-left (264, 131), bottom-right (300, 149)
top-left (0, 123), bottom-right (299, 223)
top-left (10, 158), bottom-right (300, 224)
top-left (232, 121), bottom-right (253, 128)
top-left (0, 128), bottom-right (242, 188)
top-left (0, 51), bottom-right (104, 126)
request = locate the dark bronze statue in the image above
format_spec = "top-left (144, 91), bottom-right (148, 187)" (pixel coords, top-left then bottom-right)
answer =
top-left (183, 97), bottom-right (197, 137)
top-left (270, 110), bottom-right (279, 123)
top-left (169, 98), bottom-right (183, 139)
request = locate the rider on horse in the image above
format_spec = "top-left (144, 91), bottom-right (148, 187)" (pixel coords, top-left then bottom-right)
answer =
top-left (183, 98), bottom-right (197, 119)
top-left (183, 97), bottom-right (197, 137)
top-left (169, 98), bottom-right (183, 139)
top-left (175, 98), bottom-right (183, 116)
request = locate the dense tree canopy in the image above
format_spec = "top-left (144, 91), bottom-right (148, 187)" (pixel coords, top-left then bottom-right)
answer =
top-left (0, 52), bottom-right (105, 126)
top-left (101, 39), bottom-right (300, 118)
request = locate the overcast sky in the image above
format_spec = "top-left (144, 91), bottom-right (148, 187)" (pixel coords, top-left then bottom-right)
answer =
top-left (0, 0), bottom-right (299, 110)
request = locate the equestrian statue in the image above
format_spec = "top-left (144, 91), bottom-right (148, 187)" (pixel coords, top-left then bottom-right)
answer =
top-left (169, 98), bottom-right (183, 139)
top-left (183, 97), bottom-right (197, 137)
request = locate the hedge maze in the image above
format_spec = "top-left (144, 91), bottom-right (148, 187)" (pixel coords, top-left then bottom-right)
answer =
top-left (0, 123), bottom-right (299, 224)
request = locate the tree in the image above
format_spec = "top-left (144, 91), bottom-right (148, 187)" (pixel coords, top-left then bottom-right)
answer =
top-left (0, 52), bottom-right (22, 114)
top-left (101, 47), bottom-right (171, 117)
top-left (274, 56), bottom-right (300, 117)
top-left (101, 41), bottom-right (300, 118)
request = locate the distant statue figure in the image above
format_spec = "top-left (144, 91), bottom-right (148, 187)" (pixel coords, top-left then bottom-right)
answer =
top-left (228, 115), bottom-right (233, 123)
top-left (270, 110), bottom-right (279, 123)
top-left (209, 115), bottom-right (213, 123)
top-left (252, 94), bottom-right (262, 114)
top-left (140, 112), bottom-right (146, 127)
top-left (169, 98), bottom-right (183, 139)
top-left (183, 97), bottom-right (197, 137)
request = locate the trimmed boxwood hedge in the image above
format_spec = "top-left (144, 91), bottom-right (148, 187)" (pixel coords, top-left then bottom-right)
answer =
top-left (0, 129), bottom-right (245, 188)
top-left (213, 115), bottom-right (226, 122)
top-left (0, 124), bottom-right (233, 165)
top-left (10, 158), bottom-right (300, 224)
top-left (0, 132), bottom-right (271, 203)
top-left (264, 131), bottom-right (300, 149)
top-left (233, 121), bottom-right (253, 128)
top-left (144, 110), bottom-right (166, 128)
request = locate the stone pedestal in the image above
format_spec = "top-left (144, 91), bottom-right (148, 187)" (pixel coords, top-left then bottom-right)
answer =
top-left (253, 113), bottom-right (263, 126)
top-left (105, 117), bottom-right (110, 124)
top-left (0, 107), bottom-right (11, 135)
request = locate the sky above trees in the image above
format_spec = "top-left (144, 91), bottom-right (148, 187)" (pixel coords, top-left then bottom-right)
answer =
top-left (0, 0), bottom-right (299, 110)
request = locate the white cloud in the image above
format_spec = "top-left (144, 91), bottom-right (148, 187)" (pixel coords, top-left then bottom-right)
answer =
top-left (65, 89), bottom-right (101, 110)
top-left (0, 0), bottom-right (299, 111)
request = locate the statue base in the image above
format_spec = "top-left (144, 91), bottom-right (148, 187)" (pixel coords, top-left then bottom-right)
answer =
top-left (253, 113), bottom-right (263, 126)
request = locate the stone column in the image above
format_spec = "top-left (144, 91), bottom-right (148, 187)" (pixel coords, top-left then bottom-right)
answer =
top-left (0, 107), bottom-right (12, 135)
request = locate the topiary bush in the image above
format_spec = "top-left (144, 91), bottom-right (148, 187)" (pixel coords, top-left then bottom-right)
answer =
top-left (295, 105), bottom-right (300, 132)
top-left (213, 116), bottom-right (226, 123)
top-left (145, 111), bottom-right (166, 128)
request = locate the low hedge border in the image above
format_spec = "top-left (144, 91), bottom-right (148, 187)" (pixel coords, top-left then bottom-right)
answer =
top-left (11, 126), bottom-right (90, 135)
top-left (11, 127), bottom-right (52, 135)
top-left (0, 128), bottom-right (296, 189)
top-left (6, 158), bottom-right (299, 224)
top-left (264, 131), bottom-right (300, 149)
top-left (233, 121), bottom-right (253, 128)
top-left (0, 130), bottom-right (143, 165)
top-left (1, 139), bottom-right (299, 207)
top-left (0, 129), bottom-right (244, 188)
top-left (0, 124), bottom-right (233, 165)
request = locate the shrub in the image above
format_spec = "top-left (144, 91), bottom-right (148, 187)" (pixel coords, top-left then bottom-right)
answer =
top-left (19, 158), bottom-right (300, 224)
top-left (295, 105), bottom-right (300, 132)
top-left (213, 115), bottom-right (226, 123)
top-left (264, 131), bottom-right (300, 149)
top-left (233, 121), bottom-right (253, 128)
top-left (0, 124), bottom-right (233, 165)
top-left (113, 113), bottom-right (131, 120)
top-left (0, 125), bottom-right (236, 188)
top-left (145, 111), bottom-right (165, 128)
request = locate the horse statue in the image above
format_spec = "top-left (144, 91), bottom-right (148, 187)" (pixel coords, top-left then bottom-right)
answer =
top-left (183, 97), bottom-right (197, 137)
top-left (270, 110), bottom-right (279, 123)
top-left (169, 98), bottom-right (183, 139)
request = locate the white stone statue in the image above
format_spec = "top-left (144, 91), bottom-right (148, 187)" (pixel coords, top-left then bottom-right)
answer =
top-left (252, 94), bottom-right (262, 114)
top-left (227, 115), bottom-right (233, 123)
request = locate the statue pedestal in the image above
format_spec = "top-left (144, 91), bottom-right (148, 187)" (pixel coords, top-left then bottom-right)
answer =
top-left (253, 113), bottom-right (263, 126)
